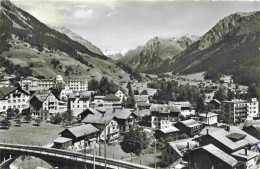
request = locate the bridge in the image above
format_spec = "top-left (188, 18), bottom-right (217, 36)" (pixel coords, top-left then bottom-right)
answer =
top-left (0, 143), bottom-right (153, 169)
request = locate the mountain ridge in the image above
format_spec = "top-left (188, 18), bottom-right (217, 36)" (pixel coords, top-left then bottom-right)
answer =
top-left (118, 35), bottom-right (199, 73)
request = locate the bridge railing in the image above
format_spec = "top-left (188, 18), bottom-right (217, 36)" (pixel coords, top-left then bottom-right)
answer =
top-left (0, 143), bottom-right (154, 169)
top-left (0, 139), bottom-right (156, 168)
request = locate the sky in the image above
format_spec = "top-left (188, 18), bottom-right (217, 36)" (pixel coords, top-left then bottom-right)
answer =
top-left (11, 0), bottom-right (260, 52)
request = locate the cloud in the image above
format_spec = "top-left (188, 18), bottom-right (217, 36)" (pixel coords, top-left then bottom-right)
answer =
top-left (73, 9), bottom-right (94, 19)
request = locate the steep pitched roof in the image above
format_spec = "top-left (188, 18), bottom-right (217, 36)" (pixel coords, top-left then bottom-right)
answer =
top-left (31, 90), bottom-right (52, 102)
top-left (81, 114), bottom-right (115, 125)
top-left (201, 144), bottom-right (238, 167)
top-left (60, 124), bottom-right (99, 138)
top-left (113, 109), bottom-right (136, 120)
top-left (0, 87), bottom-right (18, 98)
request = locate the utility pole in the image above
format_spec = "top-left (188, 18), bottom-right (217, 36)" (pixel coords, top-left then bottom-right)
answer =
top-left (84, 133), bottom-right (87, 169)
top-left (154, 138), bottom-right (157, 169)
top-left (104, 120), bottom-right (107, 169)
top-left (93, 141), bottom-right (96, 169)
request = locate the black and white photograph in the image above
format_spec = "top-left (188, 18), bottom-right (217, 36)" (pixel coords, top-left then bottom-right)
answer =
top-left (0, 0), bottom-right (259, 168)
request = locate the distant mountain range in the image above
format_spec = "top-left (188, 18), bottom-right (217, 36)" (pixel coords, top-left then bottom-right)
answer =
top-left (119, 11), bottom-right (260, 85)
top-left (118, 35), bottom-right (199, 73)
top-left (52, 26), bottom-right (104, 55)
top-left (103, 49), bottom-right (129, 60)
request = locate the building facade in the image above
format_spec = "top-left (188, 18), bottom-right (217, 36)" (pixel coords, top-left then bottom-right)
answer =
top-left (67, 78), bottom-right (88, 92)
top-left (221, 98), bottom-right (259, 124)
top-left (0, 87), bottom-right (30, 113)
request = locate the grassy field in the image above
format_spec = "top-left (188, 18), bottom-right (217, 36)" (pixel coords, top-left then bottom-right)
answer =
top-left (0, 119), bottom-right (65, 169)
top-left (0, 119), bottom-right (64, 145)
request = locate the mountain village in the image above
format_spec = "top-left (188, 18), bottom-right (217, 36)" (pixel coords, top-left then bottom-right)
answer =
top-left (0, 72), bottom-right (259, 169)
top-left (0, 0), bottom-right (259, 168)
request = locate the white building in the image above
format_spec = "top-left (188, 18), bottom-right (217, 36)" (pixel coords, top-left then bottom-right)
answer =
top-left (59, 85), bottom-right (73, 101)
top-left (19, 76), bottom-right (39, 90)
top-left (0, 87), bottom-right (30, 113)
top-left (67, 78), bottom-right (88, 92)
top-left (30, 90), bottom-right (67, 120)
top-left (247, 98), bottom-right (259, 119)
top-left (115, 89), bottom-right (126, 103)
top-left (199, 112), bottom-right (218, 126)
top-left (68, 93), bottom-right (90, 116)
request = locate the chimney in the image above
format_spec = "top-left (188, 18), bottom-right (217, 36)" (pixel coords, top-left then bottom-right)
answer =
top-left (226, 126), bottom-right (230, 132)
top-left (206, 129), bottom-right (209, 135)
top-left (245, 147), bottom-right (248, 156)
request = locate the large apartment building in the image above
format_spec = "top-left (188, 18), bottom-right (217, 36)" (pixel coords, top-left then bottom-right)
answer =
top-left (221, 98), bottom-right (259, 124)
top-left (67, 78), bottom-right (88, 92)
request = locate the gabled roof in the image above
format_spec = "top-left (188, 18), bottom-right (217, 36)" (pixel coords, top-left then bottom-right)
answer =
top-left (81, 114), bottom-right (115, 125)
top-left (30, 90), bottom-right (54, 102)
top-left (60, 124), bottom-right (99, 138)
top-left (206, 127), bottom-right (259, 151)
top-left (78, 108), bottom-right (102, 117)
top-left (114, 109), bottom-right (136, 120)
top-left (103, 94), bottom-right (120, 101)
top-left (0, 87), bottom-right (28, 99)
top-left (201, 144), bottom-right (238, 167)
top-left (0, 87), bottom-right (17, 98)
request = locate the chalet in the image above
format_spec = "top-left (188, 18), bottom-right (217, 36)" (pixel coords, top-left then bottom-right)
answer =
top-left (0, 87), bottom-right (30, 113)
top-left (81, 113), bottom-right (119, 143)
top-left (30, 90), bottom-right (67, 120)
top-left (174, 119), bottom-right (203, 137)
top-left (54, 124), bottom-right (99, 150)
top-left (77, 108), bottom-right (102, 121)
top-left (68, 93), bottom-right (90, 116)
top-left (150, 104), bottom-right (180, 129)
top-left (190, 144), bottom-right (238, 169)
top-left (113, 109), bottom-right (138, 132)
top-left (161, 139), bottom-right (199, 166)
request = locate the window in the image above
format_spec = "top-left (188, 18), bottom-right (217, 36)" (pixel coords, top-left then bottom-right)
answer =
top-left (167, 148), bottom-right (169, 153)
top-left (171, 149), bottom-right (173, 154)
top-left (164, 156), bottom-right (167, 162)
